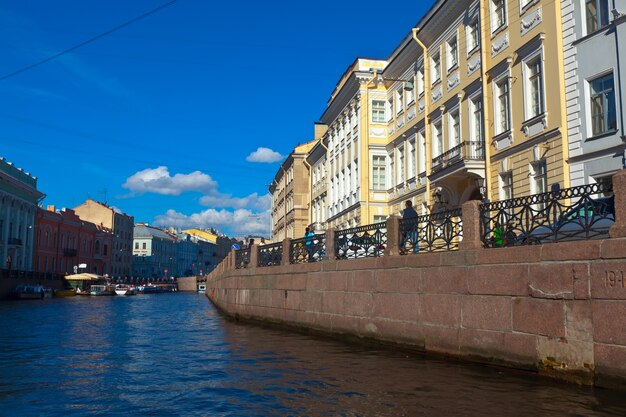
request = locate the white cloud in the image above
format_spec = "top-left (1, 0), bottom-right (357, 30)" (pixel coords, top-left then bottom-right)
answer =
top-left (153, 208), bottom-right (269, 236)
top-left (246, 147), bottom-right (284, 163)
top-left (122, 166), bottom-right (218, 196)
top-left (199, 192), bottom-right (271, 211)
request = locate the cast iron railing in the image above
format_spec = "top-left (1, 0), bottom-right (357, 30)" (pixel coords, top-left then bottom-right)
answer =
top-left (258, 242), bottom-right (283, 267)
top-left (431, 141), bottom-right (485, 174)
top-left (335, 222), bottom-right (387, 260)
top-left (235, 248), bottom-right (251, 269)
top-left (480, 182), bottom-right (614, 247)
top-left (399, 208), bottom-right (463, 254)
top-left (290, 233), bottom-right (325, 264)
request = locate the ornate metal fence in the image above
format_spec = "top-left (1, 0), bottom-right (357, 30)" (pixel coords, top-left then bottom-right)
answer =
top-left (258, 242), bottom-right (283, 267)
top-left (398, 208), bottom-right (463, 254)
top-left (235, 248), bottom-right (251, 269)
top-left (290, 233), bottom-right (326, 264)
top-left (480, 182), bottom-right (615, 247)
top-left (335, 222), bottom-right (387, 260)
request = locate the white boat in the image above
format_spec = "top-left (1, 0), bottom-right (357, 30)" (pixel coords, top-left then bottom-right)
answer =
top-left (89, 284), bottom-right (116, 296)
top-left (115, 285), bottom-right (136, 296)
top-left (198, 283), bottom-right (206, 293)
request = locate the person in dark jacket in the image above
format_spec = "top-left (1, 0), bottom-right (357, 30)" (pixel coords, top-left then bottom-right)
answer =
top-left (401, 200), bottom-right (419, 254)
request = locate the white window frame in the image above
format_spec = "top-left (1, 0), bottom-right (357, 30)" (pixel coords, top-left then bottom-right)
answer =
top-left (448, 107), bottom-right (461, 149)
top-left (408, 137), bottom-right (416, 179)
top-left (522, 49), bottom-right (545, 121)
top-left (417, 67), bottom-right (425, 97)
top-left (372, 154), bottom-right (387, 191)
top-left (588, 71), bottom-right (617, 136)
top-left (431, 49), bottom-right (442, 85)
top-left (493, 71), bottom-right (511, 135)
top-left (499, 170), bottom-right (514, 200)
top-left (469, 93), bottom-right (483, 143)
top-left (466, 18), bottom-right (480, 55)
top-left (397, 145), bottom-right (405, 184)
top-left (371, 100), bottom-right (386, 123)
top-left (432, 119), bottom-right (443, 158)
top-left (490, 0), bottom-right (507, 34)
top-left (418, 129), bottom-right (426, 175)
top-left (396, 89), bottom-right (404, 115)
top-left (530, 160), bottom-right (547, 210)
top-left (585, 0), bottom-right (610, 35)
top-left (447, 34), bottom-right (459, 72)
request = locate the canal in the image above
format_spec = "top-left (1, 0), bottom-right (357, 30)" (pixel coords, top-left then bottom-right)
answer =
top-left (1, 293), bottom-right (626, 416)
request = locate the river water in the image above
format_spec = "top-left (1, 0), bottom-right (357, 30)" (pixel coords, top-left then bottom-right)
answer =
top-left (1, 293), bottom-right (626, 417)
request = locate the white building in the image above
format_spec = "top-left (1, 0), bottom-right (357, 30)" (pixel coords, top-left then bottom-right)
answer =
top-left (563, 0), bottom-right (626, 186)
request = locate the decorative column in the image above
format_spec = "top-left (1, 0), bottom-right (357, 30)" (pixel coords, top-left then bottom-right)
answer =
top-left (459, 200), bottom-right (483, 250)
top-left (609, 169), bottom-right (626, 238)
top-left (384, 215), bottom-right (401, 256)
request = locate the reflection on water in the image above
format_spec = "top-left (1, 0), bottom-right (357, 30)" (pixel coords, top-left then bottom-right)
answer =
top-left (1, 293), bottom-right (625, 416)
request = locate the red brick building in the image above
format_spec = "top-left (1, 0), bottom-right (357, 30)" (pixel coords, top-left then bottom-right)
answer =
top-left (33, 206), bottom-right (113, 276)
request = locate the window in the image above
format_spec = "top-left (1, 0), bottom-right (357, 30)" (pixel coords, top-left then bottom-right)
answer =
top-left (407, 80), bottom-right (415, 104)
top-left (500, 171), bottom-right (514, 200)
top-left (531, 160), bottom-right (548, 209)
top-left (417, 68), bottom-right (425, 97)
top-left (590, 73), bottom-right (617, 136)
top-left (409, 139), bottom-right (416, 178)
top-left (387, 97), bottom-right (394, 122)
top-left (467, 19), bottom-right (480, 53)
top-left (492, 0), bottom-right (507, 32)
top-left (396, 89), bottom-right (404, 114)
top-left (433, 121), bottom-right (443, 157)
top-left (418, 130), bottom-right (426, 174)
top-left (373, 215), bottom-right (388, 223)
top-left (526, 57), bottom-right (544, 119)
top-left (586, 0), bottom-right (609, 34)
top-left (447, 36), bottom-right (458, 71)
top-left (372, 155), bottom-right (386, 191)
top-left (431, 52), bottom-right (441, 84)
top-left (494, 78), bottom-right (511, 135)
top-left (397, 146), bottom-right (405, 183)
top-left (470, 96), bottom-right (483, 142)
top-left (449, 110), bottom-right (461, 148)
top-left (372, 100), bottom-right (386, 123)
top-left (135, 242), bottom-right (139, 249)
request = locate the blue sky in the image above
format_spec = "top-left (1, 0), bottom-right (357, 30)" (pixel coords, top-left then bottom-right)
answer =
top-left (1, 0), bottom-right (431, 237)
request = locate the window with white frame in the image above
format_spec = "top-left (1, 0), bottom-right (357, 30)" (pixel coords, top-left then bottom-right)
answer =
top-left (372, 100), bottom-right (386, 123)
top-left (467, 18), bottom-right (480, 53)
top-left (407, 78), bottom-right (415, 104)
top-left (418, 130), bottom-right (426, 174)
top-left (447, 35), bottom-right (458, 71)
top-left (448, 109), bottom-right (461, 148)
top-left (396, 89), bottom-right (404, 114)
top-left (531, 160), bottom-right (547, 209)
top-left (397, 146), bottom-right (405, 184)
top-left (586, 0), bottom-right (610, 34)
top-left (432, 121), bottom-right (443, 157)
top-left (373, 215), bottom-right (387, 223)
top-left (590, 72), bottom-right (617, 136)
top-left (525, 55), bottom-right (544, 119)
top-left (431, 51), bottom-right (441, 84)
top-left (417, 68), bottom-right (425, 97)
top-left (491, 0), bottom-right (507, 32)
top-left (494, 77), bottom-right (511, 135)
top-left (372, 155), bottom-right (386, 191)
top-left (470, 95), bottom-right (483, 143)
top-left (499, 171), bottom-right (514, 200)
top-left (408, 138), bottom-right (416, 179)
top-left (387, 97), bottom-right (394, 122)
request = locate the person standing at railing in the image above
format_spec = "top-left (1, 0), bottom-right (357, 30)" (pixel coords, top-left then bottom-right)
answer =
top-left (305, 227), bottom-right (315, 261)
top-left (402, 200), bottom-right (419, 254)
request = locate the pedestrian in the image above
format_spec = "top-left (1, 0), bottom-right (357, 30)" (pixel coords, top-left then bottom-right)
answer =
top-left (401, 200), bottom-right (419, 254)
top-left (304, 227), bottom-right (315, 261)
top-left (248, 238), bottom-right (255, 249)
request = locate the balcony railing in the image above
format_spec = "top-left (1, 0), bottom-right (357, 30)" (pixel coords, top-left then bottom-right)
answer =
top-left (399, 208), bottom-right (463, 254)
top-left (431, 140), bottom-right (485, 174)
top-left (258, 242), bottom-right (282, 267)
top-left (480, 182), bottom-right (614, 247)
top-left (335, 222), bottom-right (387, 260)
top-left (290, 233), bottom-right (325, 264)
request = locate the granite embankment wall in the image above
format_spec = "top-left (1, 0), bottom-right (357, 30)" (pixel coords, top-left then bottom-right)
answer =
top-left (206, 171), bottom-right (626, 388)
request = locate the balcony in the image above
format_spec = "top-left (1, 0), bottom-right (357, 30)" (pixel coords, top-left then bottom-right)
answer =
top-left (63, 248), bottom-right (78, 257)
top-left (8, 237), bottom-right (22, 246)
top-left (430, 141), bottom-right (485, 180)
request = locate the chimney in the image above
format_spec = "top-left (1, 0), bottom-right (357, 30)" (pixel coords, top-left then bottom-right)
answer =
top-left (314, 122), bottom-right (328, 140)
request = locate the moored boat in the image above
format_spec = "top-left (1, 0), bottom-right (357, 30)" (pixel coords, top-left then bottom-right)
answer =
top-left (54, 288), bottom-right (77, 297)
top-left (89, 284), bottom-right (116, 296)
top-left (115, 285), bottom-right (136, 296)
top-left (14, 285), bottom-right (48, 299)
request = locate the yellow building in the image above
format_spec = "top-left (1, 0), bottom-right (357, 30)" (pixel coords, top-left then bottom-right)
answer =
top-left (380, 0), bottom-right (567, 214)
top-left (319, 58), bottom-right (389, 229)
top-left (269, 140), bottom-right (317, 241)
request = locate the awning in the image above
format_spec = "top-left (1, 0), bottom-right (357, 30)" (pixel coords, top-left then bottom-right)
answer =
top-left (64, 273), bottom-right (103, 281)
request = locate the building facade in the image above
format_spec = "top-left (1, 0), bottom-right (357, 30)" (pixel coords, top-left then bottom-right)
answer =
top-left (306, 129), bottom-right (329, 231)
top-left (269, 140), bottom-right (316, 240)
top-left (73, 199), bottom-right (134, 278)
top-left (0, 158), bottom-right (43, 271)
top-left (132, 223), bottom-right (176, 279)
top-left (562, 0), bottom-right (626, 186)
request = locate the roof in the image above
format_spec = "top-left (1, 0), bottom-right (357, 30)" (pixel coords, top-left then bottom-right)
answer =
top-left (134, 224), bottom-right (176, 241)
top-left (65, 273), bottom-right (103, 281)
top-left (182, 228), bottom-right (217, 243)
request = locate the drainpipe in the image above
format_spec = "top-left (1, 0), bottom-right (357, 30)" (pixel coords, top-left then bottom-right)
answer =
top-left (554, 0), bottom-right (571, 189)
top-left (411, 28), bottom-right (432, 210)
top-left (478, 0), bottom-right (493, 201)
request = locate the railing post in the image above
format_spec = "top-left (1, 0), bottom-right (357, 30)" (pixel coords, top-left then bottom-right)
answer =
top-left (324, 228), bottom-right (335, 261)
top-left (249, 244), bottom-right (259, 268)
top-left (459, 200), bottom-right (483, 250)
top-left (385, 215), bottom-right (401, 256)
top-left (281, 238), bottom-right (291, 266)
top-left (228, 250), bottom-right (236, 270)
top-left (610, 169), bottom-right (626, 238)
